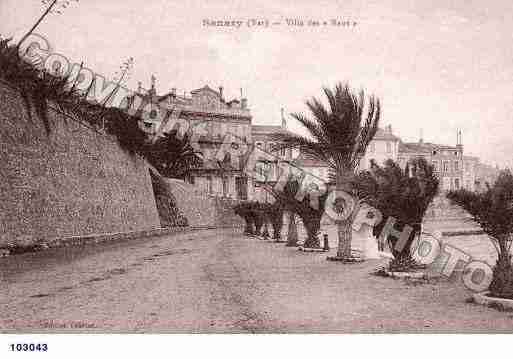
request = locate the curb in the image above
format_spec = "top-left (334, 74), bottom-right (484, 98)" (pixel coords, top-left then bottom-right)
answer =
top-left (472, 291), bottom-right (513, 311)
top-left (0, 225), bottom-right (229, 258)
top-left (442, 229), bottom-right (485, 237)
top-left (385, 270), bottom-right (427, 279)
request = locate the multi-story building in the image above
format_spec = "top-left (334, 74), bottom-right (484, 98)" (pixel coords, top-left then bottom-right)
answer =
top-left (293, 125), bottom-right (401, 180)
top-left (251, 109), bottom-right (300, 202)
top-left (474, 162), bottom-right (501, 192)
top-left (397, 136), bottom-right (464, 192)
top-left (134, 78), bottom-right (493, 198)
top-left (462, 156), bottom-right (479, 191)
top-left (134, 78), bottom-right (302, 201)
top-left (133, 78), bottom-right (253, 200)
top-left (359, 125), bottom-right (401, 170)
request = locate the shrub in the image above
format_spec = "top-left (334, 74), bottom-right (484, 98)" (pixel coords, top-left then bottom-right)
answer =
top-left (355, 157), bottom-right (439, 268)
top-left (447, 170), bottom-right (513, 299)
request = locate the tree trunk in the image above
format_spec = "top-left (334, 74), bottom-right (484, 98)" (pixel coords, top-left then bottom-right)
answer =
top-left (337, 219), bottom-right (352, 257)
top-left (286, 212), bottom-right (298, 246)
top-left (335, 170), bottom-right (353, 258)
top-left (262, 221), bottom-right (270, 239)
top-left (243, 216), bottom-right (253, 235)
top-left (272, 211), bottom-right (284, 240)
top-left (302, 213), bottom-right (321, 248)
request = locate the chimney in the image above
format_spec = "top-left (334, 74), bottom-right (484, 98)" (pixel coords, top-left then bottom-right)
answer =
top-left (281, 108), bottom-right (286, 128)
top-left (150, 75), bottom-right (156, 90)
top-left (171, 88), bottom-right (177, 97)
top-left (386, 124), bottom-right (392, 134)
top-left (241, 98), bottom-right (248, 109)
top-left (219, 86), bottom-right (224, 100)
top-left (137, 81), bottom-right (142, 93)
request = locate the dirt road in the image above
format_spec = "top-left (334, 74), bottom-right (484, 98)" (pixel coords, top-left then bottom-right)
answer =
top-left (1, 229), bottom-right (512, 333)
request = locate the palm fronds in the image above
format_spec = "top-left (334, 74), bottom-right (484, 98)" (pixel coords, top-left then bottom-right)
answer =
top-left (271, 82), bottom-right (380, 176)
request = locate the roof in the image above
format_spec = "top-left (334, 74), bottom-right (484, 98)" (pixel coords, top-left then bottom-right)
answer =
top-left (398, 141), bottom-right (460, 154)
top-left (398, 141), bottom-right (436, 154)
top-left (292, 152), bottom-right (329, 168)
top-left (373, 128), bottom-right (401, 141)
top-left (251, 125), bottom-right (296, 138)
top-left (190, 85), bottom-right (221, 96)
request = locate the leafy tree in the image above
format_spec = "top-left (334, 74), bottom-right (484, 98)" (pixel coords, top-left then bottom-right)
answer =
top-left (447, 170), bottom-right (513, 298)
top-left (355, 157), bottom-right (439, 268)
top-left (272, 83), bottom-right (380, 258)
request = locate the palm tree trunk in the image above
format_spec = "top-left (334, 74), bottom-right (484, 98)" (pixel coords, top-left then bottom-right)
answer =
top-left (335, 171), bottom-right (353, 258)
top-left (337, 219), bottom-right (352, 257)
top-left (286, 211), bottom-right (298, 246)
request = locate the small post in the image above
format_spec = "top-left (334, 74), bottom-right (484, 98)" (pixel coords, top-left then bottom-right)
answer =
top-left (323, 234), bottom-right (330, 251)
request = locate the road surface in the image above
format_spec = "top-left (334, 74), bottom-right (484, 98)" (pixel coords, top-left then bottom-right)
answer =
top-left (1, 228), bottom-right (512, 333)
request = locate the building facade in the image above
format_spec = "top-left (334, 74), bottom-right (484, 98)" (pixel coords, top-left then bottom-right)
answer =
top-left (397, 140), bottom-right (464, 192)
top-left (134, 79), bottom-right (254, 199)
top-left (251, 109), bottom-right (301, 202)
top-left (134, 78), bottom-right (493, 198)
top-left (292, 125), bottom-right (401, 182)
top-left (359, 125), bottom-right (401, 170)
top-left (135, 79), bottom-right (301, 201)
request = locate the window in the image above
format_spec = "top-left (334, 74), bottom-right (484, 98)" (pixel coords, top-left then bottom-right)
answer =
top-left (369, 142), bottom-right (375, 153)
top-left (432, 150), bottom-right (437, 155)
top-left (386, 142), bottom-right (392, 153)
top-left (222, 177), bottom-right (228, 196)
top-left (207, 176), bottom-right (213, 194)
top-left (454, 178), bottom-right (460, 189)
top-left (256, 142), bottom-right (263, 149)
top-left (443, 161), bottom-right (449, 172)
top-left (454, 161), bottom-right (459, 171)
top-left (432, 161), bottom-right (438, 171)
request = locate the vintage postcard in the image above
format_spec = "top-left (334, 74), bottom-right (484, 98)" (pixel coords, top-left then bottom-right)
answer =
top-left (1, 0), bottom-right (512, 354)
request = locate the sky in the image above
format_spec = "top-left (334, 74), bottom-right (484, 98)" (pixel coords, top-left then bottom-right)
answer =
top-left (1, 0), bottom-right (513, 168)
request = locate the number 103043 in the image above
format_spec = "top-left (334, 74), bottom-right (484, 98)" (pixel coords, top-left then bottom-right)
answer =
top-left (9, 343), bottom-right (48, 352)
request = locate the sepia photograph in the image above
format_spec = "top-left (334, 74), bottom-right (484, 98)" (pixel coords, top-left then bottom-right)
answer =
top-left (0, 0), bottom-right (512, 355)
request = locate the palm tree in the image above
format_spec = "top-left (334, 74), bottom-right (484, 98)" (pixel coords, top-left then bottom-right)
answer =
top-left (266, 176), bottom-right (328, 248)
top-left (354, 158), bottom-right (439, 267)
top-left (145, 130), bottom-right (203, 180)
top-left (272, 83), bottom-right (380, 260)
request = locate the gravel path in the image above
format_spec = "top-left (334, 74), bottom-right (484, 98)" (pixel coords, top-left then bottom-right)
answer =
top-left (1, 228), bottom-right (512, 333)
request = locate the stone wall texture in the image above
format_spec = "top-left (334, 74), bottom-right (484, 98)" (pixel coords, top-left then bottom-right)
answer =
top-left (165, 178), bottom-right (244, 228)
top-left (0, 81), bottom-right (161, 247)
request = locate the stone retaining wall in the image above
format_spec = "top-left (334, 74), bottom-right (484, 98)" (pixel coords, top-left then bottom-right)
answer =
top-left (0, 81), bottom-right (161, 248)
